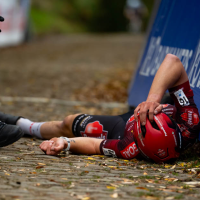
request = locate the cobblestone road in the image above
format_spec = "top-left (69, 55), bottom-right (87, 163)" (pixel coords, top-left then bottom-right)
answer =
top-left (0, 34), bottom-right (200, 200)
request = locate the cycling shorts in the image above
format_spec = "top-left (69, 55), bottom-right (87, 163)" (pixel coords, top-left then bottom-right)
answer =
top-left (72, 110), bottom-right (134, 140)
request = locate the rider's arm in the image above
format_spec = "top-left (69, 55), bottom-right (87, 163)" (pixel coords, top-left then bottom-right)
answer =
top-left (134, 54), bottom-right (188, 125)
top-left (40, 137), bottom-right (103, 156)
top-left (40, 125), bottom-right (138, 160)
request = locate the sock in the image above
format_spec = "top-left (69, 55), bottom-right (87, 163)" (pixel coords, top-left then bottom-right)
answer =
top-left (16, 118), bottom-right (44, 139)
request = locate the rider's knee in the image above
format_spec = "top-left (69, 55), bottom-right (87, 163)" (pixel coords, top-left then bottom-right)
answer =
top-left (62, 114), bottom-right (81, 132)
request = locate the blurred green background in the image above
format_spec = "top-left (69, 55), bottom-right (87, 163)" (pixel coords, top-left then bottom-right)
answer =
top-left (30, 0), bottom-right (154, 36)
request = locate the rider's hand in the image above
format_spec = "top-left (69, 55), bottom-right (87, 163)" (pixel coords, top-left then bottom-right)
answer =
top-left (39, 137), bottom-right (66, 155)
top-left (134, 101), bottom-right (163, 125)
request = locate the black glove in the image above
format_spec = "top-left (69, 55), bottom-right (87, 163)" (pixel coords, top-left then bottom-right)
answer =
top-left (0, 16), bottom-right (4, 32)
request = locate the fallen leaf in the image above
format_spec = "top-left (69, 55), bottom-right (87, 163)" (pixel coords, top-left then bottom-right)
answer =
top-left (145, 196), bottom-right (158, 200)
top-left (107, 186), bottom-right (116, 190)
top-left (111, 193), bottom-right (118, 198)
top-left (36, 166), bottom-right (44, 169)
top-left (37, 163), bottom-right (46, 166)
top-left (87, 157), bottom-right (95, 160)
top-left (159, 186), bottom-right (166, 189)
top-left (164, 178), bottom-right (178, 182)
top-left (178, 162), bottom-right (186, 167)
top-left (82, 197), bottom-right (90, 200)
top-left (170, 164), bottom-right (176, 169)
top-left (136, 187), bottom-right (149, 191)
top-left (165, 197), bottom-right (174, 200)
top-left (108, 166), bottom-right (117, 169)
top-left (167, 186), bottom-right (182, 189)
top-left (29, 172), bottom-right (37, 174)
top-left (146, 179), bottom-right (154, 183)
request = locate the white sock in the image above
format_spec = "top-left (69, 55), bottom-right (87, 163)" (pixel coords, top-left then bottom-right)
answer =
top-left (16, 118), bottom-right (44, 139)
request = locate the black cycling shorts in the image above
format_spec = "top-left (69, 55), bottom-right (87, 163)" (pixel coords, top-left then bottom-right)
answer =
top-left (72, 110), bottom-right (134, 140)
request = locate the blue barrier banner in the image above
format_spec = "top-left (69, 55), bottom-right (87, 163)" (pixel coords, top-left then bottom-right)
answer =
top-left (128, 0), bottom-right (200, 114)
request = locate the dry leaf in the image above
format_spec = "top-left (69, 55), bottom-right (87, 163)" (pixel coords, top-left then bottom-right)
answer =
top-left (170, 165), bottom-right (176, 169)
top-left (146, 179), bottom-right (154, 183)
top-left (111, 193), bottom-right (118, 198)
top-left (145, 196), bottom-right (158, 200)
top-left (136, 187), bottom-right (149, 191)
top-left (36, 166), bottom-right (44, 169)
top-left (107, 186), bottom-right (116, 190)
top-left (108, 166), bottom-right (117, 169)
top-left (82, 197), bottom-right (90, 200)
top-left (87, 157), bottom-right (95, 160)
top-left (165, 197), bottom-right (174, 200)
top-left (29, 172), bottom-right (37, 174)
top-left (37, 163), bottom-right (46, 166)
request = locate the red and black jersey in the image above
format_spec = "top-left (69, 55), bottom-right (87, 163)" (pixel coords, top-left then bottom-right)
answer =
top-left (168, 81), bottom-right (200, 148)
top-left (100, 81), bottom-right (200, 159)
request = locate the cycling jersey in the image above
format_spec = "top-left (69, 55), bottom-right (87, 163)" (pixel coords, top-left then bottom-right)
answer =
top-left (100, 81), bottom-right (200, 159)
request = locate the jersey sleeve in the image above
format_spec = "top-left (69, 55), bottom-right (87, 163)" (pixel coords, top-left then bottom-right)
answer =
top-left (99, 115), bottom-right (139, 159)
top-left (168, 80), bottom-right (200, 147)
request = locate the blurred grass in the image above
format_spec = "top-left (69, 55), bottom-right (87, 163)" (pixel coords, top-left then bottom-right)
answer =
top-left (30, 2), bottom-right (87, 35)
top-left (30, 0), bottom-right (154, 36)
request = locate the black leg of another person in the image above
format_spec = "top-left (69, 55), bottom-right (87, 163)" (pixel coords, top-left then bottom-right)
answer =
top-left (0, 16), bottom-right (24, 147)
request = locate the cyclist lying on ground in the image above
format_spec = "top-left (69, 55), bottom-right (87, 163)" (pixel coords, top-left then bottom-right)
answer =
top-left (1, 54), bottom-right (200, 163)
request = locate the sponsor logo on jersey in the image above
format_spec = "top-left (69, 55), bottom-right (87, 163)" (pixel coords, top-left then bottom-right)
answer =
top-left (80, 116), bottom-right (93, 128)
top-left (181, 110), bottom-right (199, 126)
top-left (127, 124), bottom-right (134, 132)
top-left (182, 129), bottom-right (191, 138)
top-left (156, 148), bottom-right (167, 158)
top-left (120, 142), bottom-right (138, 159)
top-left (81, 121), bottom-right (108, 139)
top-left (103, 148), bottom-right (117, 157)
top-left (73, 114), bottom-right (87, 133)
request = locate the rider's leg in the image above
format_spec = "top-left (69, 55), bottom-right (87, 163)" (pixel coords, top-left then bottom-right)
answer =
top-left (0, 111), bottom-right (81, 139)
top-left (39, 114), bottom-right (81, 139)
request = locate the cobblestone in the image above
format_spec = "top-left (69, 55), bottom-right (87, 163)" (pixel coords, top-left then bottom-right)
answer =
top-left (0, 34), bottom-right (200, 199)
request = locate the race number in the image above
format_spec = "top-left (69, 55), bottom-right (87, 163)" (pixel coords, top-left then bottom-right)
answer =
top-left (174, 89), bottom-right (190, 106)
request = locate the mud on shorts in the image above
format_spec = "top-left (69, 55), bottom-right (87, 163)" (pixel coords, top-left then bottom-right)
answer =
top-left (72, 111), bottom-right (134, 140)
